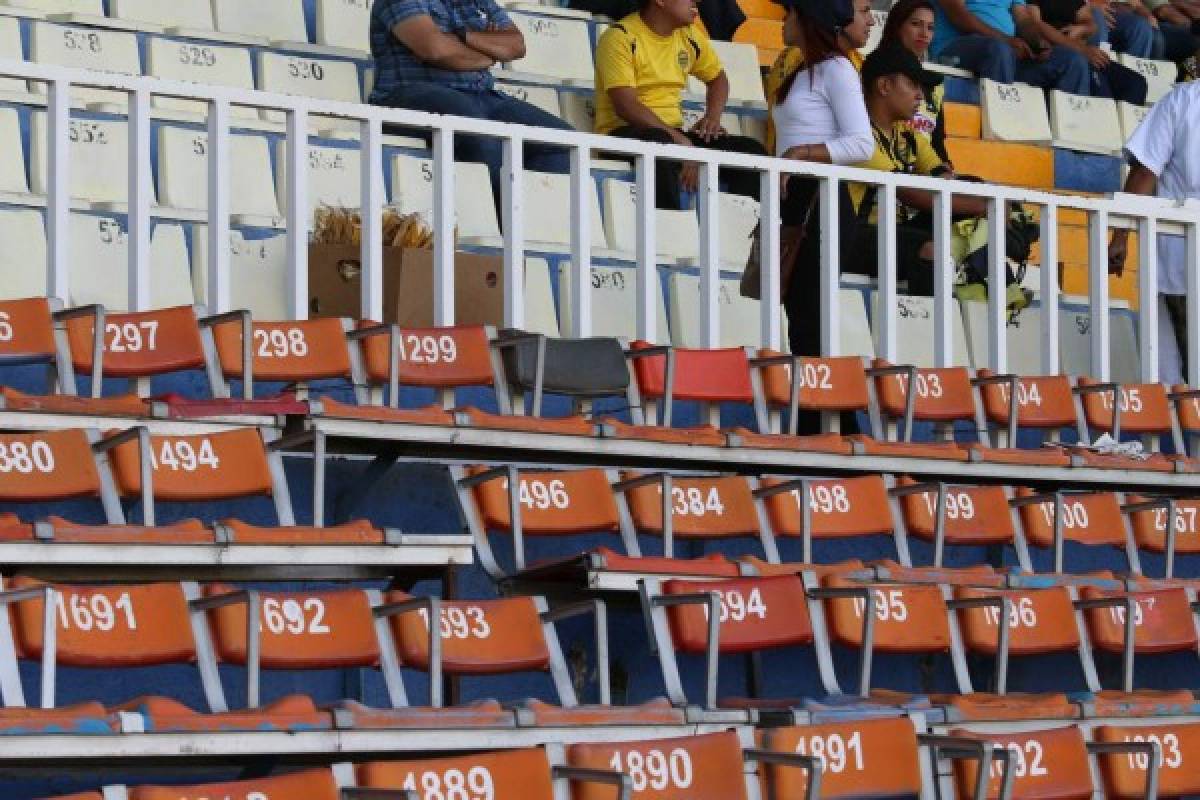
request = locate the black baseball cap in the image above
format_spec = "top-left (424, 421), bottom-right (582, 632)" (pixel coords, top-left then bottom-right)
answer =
top-left (779, 0), bottom-right (854, 34)
top-left (861, 43), bottom-right (943, 89)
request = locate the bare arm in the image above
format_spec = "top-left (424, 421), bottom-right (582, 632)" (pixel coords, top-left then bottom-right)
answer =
top-left (1154, 1), bottom-right (1192, 24)
top-left (606, 86), bottom-right (691, 145)
top-left (390, 15), bottom-right (495, 70)
top-left (689, 71), bottom-right (731, 141)
top-left (896, 186), bottom-right (990, 216)
top-left (464, 25), bottom-right (526, 62)
top-left (1109, 161), bottom-right (1158, 274)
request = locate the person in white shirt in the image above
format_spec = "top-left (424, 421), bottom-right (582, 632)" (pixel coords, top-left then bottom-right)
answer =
top-left (1109, 81), bottom-right (1200, 385)
top-left (772, 0), bottom-right (873, 434)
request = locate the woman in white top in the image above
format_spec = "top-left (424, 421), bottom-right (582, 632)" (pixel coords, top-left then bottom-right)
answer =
top-left (772, 0), bottom-right (873, 432)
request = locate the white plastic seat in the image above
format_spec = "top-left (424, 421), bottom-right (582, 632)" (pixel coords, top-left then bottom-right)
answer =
top-left (7, 0), bottom-right (101, 13)
top-left (559, 90), bottom-right (595, 131)
top-left (0, 16), bottom-right (28, 95)
top-left (558, 263), bottom-right (670, 342)
top-left (668, 271), bottom-right (789, 348)
top-left (1059, 298), bottom-right (1141, 383)
top-left (717, 193), bottom-right (760, 270)
top-left (601, 178), bottom-right (698, 261)
top-left (522, 170), bottom-right (608, 250)
top-left (860, 10), bottom-right (888, 55)
top-left (840, 287), bottom-right (875, 358)
top-left (872, 290), bottom-right (971, 367)
top-left (0, 210), bottom-right (49, 301)
top-left (191, 226), bottom-right (289, 319)
top-left (257, 52), bottom-right (362, 103)
top-left (30, 113), bottom-right (145, 207)
top-left (110, 0), bottom-right (214, 29)
top-left (685, 40), bottom-right (766, 107)
top-left (146, 39), bottom-right (257, 118)
top-left (157, 126), bottom-right (281, 220)
top-left (275, 142), bottom-right (367, 218)
top-left (0, 108), bottom-right (29, 196)
top-left (29, 22), bottom-right (142, 107)
top-left (960, 297), bottom-right (1046, 376)
top-left (680, 106), bottom-right (743, 136)
top-left (1117, 53), bottom-right (1177, 103)
top-left (980, 78), bottom-right (1051, 144)
top-left (316, 0), bottom-right (372, 53)
top-left (504, 12), bottom-right (593, 84)
top-left (494, 81), bottom-right (563, 119)
top-left (1048, 90), bottom-right (1121, 154)
top-left (67, 215), bottom-right (193, 309)
top-left (523, 256), bottom-right (560, 336)
top-left (1118, 101), bottom-right (1151, 142)
top-left (212, 0), bottom-right (309, 43)
top-left (390, 154), bottom-right (502, 241)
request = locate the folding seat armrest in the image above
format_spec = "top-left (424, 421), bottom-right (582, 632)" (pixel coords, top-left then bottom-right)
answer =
top-left (807, 585), bottom-right (877, 697)
top-left (53, 303), bottom-right (105, 398)
top-left (613, 472), bottom-right (678, 556)
top-left (542, 599), bottom-right (611, 705)
top-left (456, 465), bottom-right (510, 489)
top-left (743, 748), bottom-right (823, 800)
top-left (340, 790), bottom-right (419, 800)
top-left (93, 426), bottom-right (156, 526)
top-left (347, 323), bottom-right (401, 407)
top-left (752, 477), bottom-right (809, 500)
top-left (494, 332), bottom-right (547, 416)
top-left (1073, 381), bottom-right (1122, 437)
top-left (1074, 594), bottom-right (1136, 692)
top-left (0, 585), bottom-right (57, 708)
top-left (190, 589), bottom-right (263, 708)
top-left (748, 354), bottom-right (796, 368)
top-left (373, 595), bottom-right (443, 707)
top-left (642, 587), bottom-right (721, 709)
top-left (889, 480), bottom-right (944, 498)
top-left (552, 766), bottom-right (632, 800)
top-left (198, 309), bottom-right (254, 400)
top-left (625, 345), bottom-right (674, 426)
top-left (1169, 388), bottom-right (1200, 400)
top-left (972, 372), bottom-right (1020, 442)
top-left (948, 595), bottom-right (1012, 694)
top-left (868, 364), bottom-right (917, 437)
top-left (265, 430), bottom-right (317, 452)
top-left (1008, 490), bottom-right (1060, 508)
top-left (918, 735), bottom-right (1013, 800)
top-left (1121, 497), bottom-right (1174, 514)
top-left (1087, 740), bottom-right (1160, 799)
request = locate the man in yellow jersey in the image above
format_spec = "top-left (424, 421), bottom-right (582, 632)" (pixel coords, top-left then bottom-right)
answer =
top-left (594, 0), bottom-right (766, 209)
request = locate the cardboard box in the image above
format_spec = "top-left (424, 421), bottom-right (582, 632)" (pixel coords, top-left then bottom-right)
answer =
top-left (308, 244), bottom-right (504, 325)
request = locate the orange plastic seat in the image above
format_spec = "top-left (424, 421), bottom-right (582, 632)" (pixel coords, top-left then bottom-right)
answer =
top-left (1126, 495), bottom-right (1200, 555)
top-left (39, 517), bottom-right (213, 544)
top-left (1013, 488), bottom-right (1134, 571)
top-left (212, 316), bottom-right (354, 383)
top-left (0, 429), bottom-right (105, 503)
top-left (628, 341), bottom-right (756, 424)
top-left (1095, 722), bottom-right (1200, 798)
top-left (458, 406), bottom-right (595, 436)
top-left (315, 396), bottom-right (455, 425)
top-left (849, 435), bottom-right (970, 460)
top-left (873, 361), bottom-right (979, 427)
top-left (967, 445), bottom-right (1073, 467)
top-left (726, 427), bottom-right (853, 454)
top-left (936, 691), bottom-right (1077, 722)
top-left (623, 474), bottom-right (761, 544)
top-left (358, 322), bottom-right (506, 407)
top-left (757, 717), bottom-right (923, 797)
top-left (822, 575), bottom-right (952, 656)
top-left (949, 725), bottom-right (1096, 799)
top-left (127, 769), bottom-right (339, 800)
top-left (358, 748), bottom-right (557, 798)
top-left (897, 478), bottom-right (1018, 548)
top-left (976, 370), bottom-right (1082, 439)
top-left (588, 546), bottom-right (739, 577)
top-left (1077, 377), bottom-right (1174, 437)
top-left (0, 702), bottom-right (119, 735)
top-left (0, 297), bottom-right (59, 367)
top-left (600, 417), bottom-right (726, 446)
top-left (107, 427), bottom-right (277, 503)
top-left (733, 17), bottom-right (784, 65)
top-left (757, 352), bottom-right (877, 426)
top-left (955, 586), bottom-right (1080, 659)
top-left (568, 731), bottom-right (755, 800)
top-left (0, 386), bottom-right (147, 417)
top-left (1081, 586), bottom-right (1198, 656)
top-left (218, 518), bottom-right (384, 544)
top-left (65, 305), bottom-right (206, 380)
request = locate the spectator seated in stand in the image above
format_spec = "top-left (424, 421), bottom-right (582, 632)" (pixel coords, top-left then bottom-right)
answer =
top-left (593, 0), bottom-right (767, 209)
top-left (931, 0), bottom-right (1094, 95)
top-left (1027, 0), bottom-right (1148, 103)
top-left (368, 0), bottom-right (574, 198)
top-left (1136, 0), bottom-right (1200, 59)
top-left (880, 0), bottom-right (951, 162)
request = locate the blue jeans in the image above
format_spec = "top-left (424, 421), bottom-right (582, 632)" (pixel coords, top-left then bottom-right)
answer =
top-left (1091, 6), bottom-right (1156, 57)
top-left (375, 82), bottom-right (573, 200)
top-left (938, 34), bottom-right (1091, 95)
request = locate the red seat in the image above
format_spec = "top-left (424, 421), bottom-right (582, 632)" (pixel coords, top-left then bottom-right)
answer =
top-left (65, 304), bottom-right (206, 385)
top-left (628, 341), bottom-right (757, 428)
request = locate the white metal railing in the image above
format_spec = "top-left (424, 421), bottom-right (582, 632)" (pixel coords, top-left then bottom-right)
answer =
top-left (3, 57), bottom-right (1199, 385)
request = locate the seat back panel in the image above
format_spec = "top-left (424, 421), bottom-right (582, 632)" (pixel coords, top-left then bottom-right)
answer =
top-left (630, 342), bottom-right (754, 403)
top-left (1081, 587), bottom-right (1198, 655)
top-left (625, 475), bottom-right (759, 538)
top-left (213, 317), bottom-right (353, 382)
top-left (362, 324), bottom-right (498, 388)
top-left (110, 429), bottom-right (274, 501)
top-left (66, 306), bottom-right (206, 378)
top-left (763, 476), bottom-right (894, 539)
top-left (388, 594), bottom-right (551, 675)
top-left (358, 748), bottom-right (556, 799)
top-left (758, 718), bottom-right (923, 797)
top-left (662, 575), bottom-right (814, 654)
top-left (949, 726), bottom-right (1093, 800)
top-left (567, 731), bottom-right (748, 800)
top-left (1096, 722), bottom-right (1200, 798)
top-left (822, 577), bottom-right (951, 654)
top-left (471, 468), bottom-right (621, 534)
top-left (0, 430), bottom-right (102, 502)
top-left (955, 587), bottom-right (1080, 656)
top-left (759, 353), bottom-right (871, 412)
top-left (0, 297), bottom-right (56, 365)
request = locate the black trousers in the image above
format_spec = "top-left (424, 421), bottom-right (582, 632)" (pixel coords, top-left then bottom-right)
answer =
top-left (609, 126), bottom-right (766, 210)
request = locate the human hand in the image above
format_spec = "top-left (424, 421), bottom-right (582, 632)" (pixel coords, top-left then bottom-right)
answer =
top-left (688, 113), bottom-right (725, 142)
top-left (1108, 232), bottom-right (1129, 276)
top-left (1008, 35), bottom-right (1035, 59)
top-left (1084, 44), bottom-right (1111, 68)
top-left (680, 161), bottom-right (700, 193)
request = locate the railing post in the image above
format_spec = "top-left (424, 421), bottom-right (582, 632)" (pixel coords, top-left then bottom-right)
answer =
top-left (207, 98), bottom-right (232, 314)
top-left (1039, 201), bottom-right (1060, 374)
top-left (1088, 208), bottom-right (1111, 381)
top-left (569, 144), bottom-right (592, 337)
top-left (285, 107), bottom-right (310, 320)
top-left (819, 176), bottom-right (841, 357)
top-left (636, 151), bottom-right (658, 343)
top-left (932, 189), bottom-right (953, 367)
top-left (758, 166), bottom-right (781, 350)
top-left (1137, 214), bottom-right (1159, 383)
top-left (698, 159), bottom-right (720, 349)
top-left (986, 195), bottom-right (1007, 372)
top-left (432, 125), bottom-right (456, 326)
top-left (1187, 222), bottom-right (1199, 386)
top-left (46, 77), bottom-right (70, 303)
top-left (128, 87), bottom-right (152, 312)
top-left (360, 117), bottom-right (385, 322)
top-left (876, 182), bottom-right (898, 362)
top-left (502, 136), bottom-right (525, 330)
